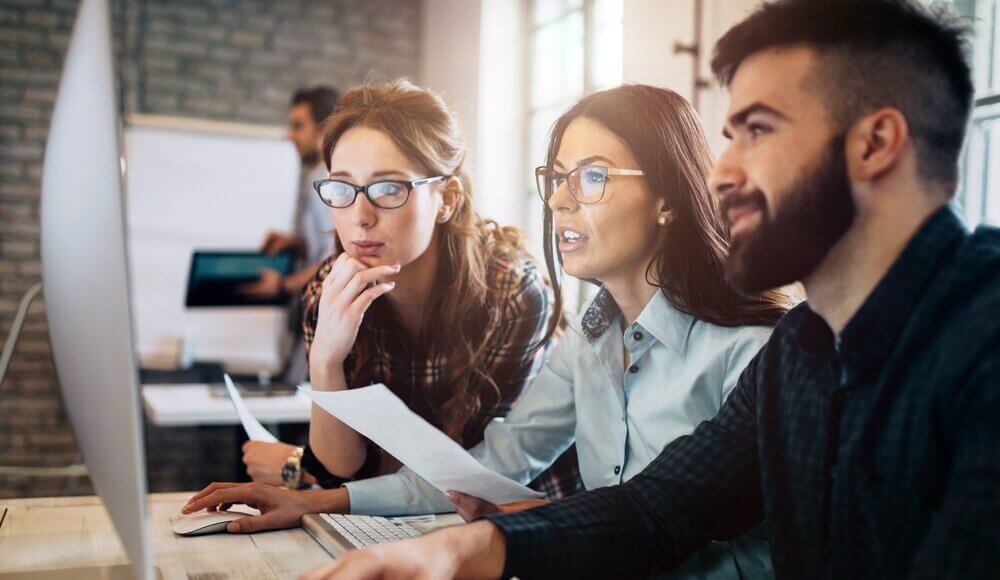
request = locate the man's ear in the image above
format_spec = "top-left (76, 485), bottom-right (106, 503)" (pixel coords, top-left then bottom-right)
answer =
top-left (846, 107), bottom-right (910, 184)
top-left (437, 176), bottom-right (463, 223)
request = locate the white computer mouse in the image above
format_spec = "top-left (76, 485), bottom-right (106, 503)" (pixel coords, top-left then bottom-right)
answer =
top-left (171, 509), bottom-right (249, 536)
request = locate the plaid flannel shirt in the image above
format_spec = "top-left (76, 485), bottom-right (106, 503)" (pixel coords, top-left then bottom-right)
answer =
top-left (302, 252), bottom-right (582, 499)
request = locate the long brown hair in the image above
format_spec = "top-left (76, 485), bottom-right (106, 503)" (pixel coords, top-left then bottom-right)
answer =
top-left (542, 84), bottom-right (791, 327)
top-left (320, 80), bottom-right (558, 442)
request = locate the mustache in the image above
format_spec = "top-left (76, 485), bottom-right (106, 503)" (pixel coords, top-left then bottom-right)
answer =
top-left (719, 190), bottom-right (767, 224)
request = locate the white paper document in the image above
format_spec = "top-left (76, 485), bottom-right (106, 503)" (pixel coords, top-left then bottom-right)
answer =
top-left (223, 373), bottom-right (279, 443)
top-left (299, 384), bottom-right (544, 504)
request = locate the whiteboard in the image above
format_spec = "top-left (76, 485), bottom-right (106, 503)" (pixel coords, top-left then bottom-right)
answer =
top-left (123, 117), bottom-right (300, 374)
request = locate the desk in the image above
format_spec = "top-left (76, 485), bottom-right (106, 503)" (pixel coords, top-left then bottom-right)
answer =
top-left (142, 384), bottom-right (312, 427)
top-left (0, 492), bottom-right (331, 578)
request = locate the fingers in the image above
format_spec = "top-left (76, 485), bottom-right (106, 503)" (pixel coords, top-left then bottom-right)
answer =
top-left (348, 282), bottom-right (396, 319)
top-left (300, 551), bottom-right (383, 580)
top-left (226, 510), bottom-right (290, 534)
top-left (324, 253), bottom-right (362, 294)
top-left (324, 254), bottom-right (400, 302)
top-left (497, 498), bottom-right (550, 513)
top-left (262, 231), bottom-right (279, 253)
top-left (446, 491), bottom-right (498, 522)
top-left (236, 281), bottom-right (267, 297)
top-left (321, 255), bottom-right (398, 315)
top-left (337, 265), bottom-right (400, 309)
top-left (183, 482), bottom-right (243, 513)
top-left (183, 484), bottom-right (261, 515)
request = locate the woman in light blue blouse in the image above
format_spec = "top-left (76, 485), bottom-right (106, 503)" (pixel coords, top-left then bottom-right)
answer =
top-left (345, 85), bottom-right (792, 578)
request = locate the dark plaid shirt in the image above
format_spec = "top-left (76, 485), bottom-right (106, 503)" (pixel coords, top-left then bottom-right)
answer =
top-left (487, 207), bottom-right (1000, 579)
top-left (302, 252), bottom-right (582, 498)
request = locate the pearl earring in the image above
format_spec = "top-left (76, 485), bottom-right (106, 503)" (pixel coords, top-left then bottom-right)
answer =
top-left (657, 215), bottom-right (668, 226)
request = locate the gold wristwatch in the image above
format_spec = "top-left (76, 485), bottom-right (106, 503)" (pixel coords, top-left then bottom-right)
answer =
top-left (281, 446), bottom-right (305, 489)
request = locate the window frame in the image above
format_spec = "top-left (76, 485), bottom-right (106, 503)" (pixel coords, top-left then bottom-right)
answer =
top-left (958, 0), bottom-right (999, 227)
top-left (524, 0), bottom-right (623, 313)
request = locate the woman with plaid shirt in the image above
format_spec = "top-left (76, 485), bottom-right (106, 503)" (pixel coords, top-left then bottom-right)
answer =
top-left (187, 79), bottom-right (580, 512)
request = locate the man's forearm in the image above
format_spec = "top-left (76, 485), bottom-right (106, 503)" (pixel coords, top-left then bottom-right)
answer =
top-left (442, 521), bottom-right (507, 580)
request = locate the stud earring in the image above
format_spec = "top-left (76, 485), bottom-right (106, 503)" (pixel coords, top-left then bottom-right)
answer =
top-left (657, 215), bottom-right (668, 226)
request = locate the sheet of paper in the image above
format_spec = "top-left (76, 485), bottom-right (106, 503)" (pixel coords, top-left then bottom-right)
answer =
top-left (223, 373), bottom-right (279, 442)
top-left (299, 384), bottom-right (544, 504)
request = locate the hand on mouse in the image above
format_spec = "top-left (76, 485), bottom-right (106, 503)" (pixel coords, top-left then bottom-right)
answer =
top-left (181, 481), bottom-right (317, 533)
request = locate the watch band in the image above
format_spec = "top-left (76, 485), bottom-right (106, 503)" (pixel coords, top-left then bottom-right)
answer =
top-left (281, 446), bottom-right (305, 490)
top-left (300, 443), bottom-right (381, 489)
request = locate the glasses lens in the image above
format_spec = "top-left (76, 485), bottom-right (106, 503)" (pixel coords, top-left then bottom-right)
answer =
top-left (317, 181), bottom-right (356, 207)
top-left (368, 181), bottom-right (409, 208)
top-left (571, 166), bottom-right (608, 203)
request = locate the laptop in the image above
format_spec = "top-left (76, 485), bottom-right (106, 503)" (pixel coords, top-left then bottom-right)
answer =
top-left (185, 250), bottom-right (295, 307)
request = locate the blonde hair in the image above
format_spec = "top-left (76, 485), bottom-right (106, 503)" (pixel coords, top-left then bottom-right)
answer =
top-left (320, 80), bottom-right (559, 442)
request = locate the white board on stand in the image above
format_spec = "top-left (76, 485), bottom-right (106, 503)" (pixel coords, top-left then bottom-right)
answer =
top-left (123, 114), bottom-right (300, 374)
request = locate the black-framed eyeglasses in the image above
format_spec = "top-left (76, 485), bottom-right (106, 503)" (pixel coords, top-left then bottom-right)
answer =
top-left (535, 165), bottom-right (645, 205)
top-left (313, 175), bottom-right (449, 209)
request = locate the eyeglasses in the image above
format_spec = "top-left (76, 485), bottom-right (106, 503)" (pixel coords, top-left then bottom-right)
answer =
top-left (535, 165), bottom-right (645, 205)
top-left (313, 175), bottom-right (449, 209)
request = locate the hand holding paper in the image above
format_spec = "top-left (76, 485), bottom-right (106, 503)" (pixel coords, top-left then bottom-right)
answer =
top-left (299, 384), bottom-right (544, 505)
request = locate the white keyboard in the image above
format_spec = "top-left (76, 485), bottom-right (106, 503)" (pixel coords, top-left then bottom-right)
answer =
top-left (319, 513), bottom-right (424, 549)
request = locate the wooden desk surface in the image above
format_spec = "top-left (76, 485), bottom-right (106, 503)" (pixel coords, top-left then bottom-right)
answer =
top-left (0, 492), bottom-right (333, 578)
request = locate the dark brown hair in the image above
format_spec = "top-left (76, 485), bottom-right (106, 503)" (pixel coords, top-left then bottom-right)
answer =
top-left (711, 0), bottom-right (973, 188)
top-left (291, 85), bottom-right (340, 125)
top-left (319, 80), bottom-right (556, 442)
top-left (542, 85), bottom-right (791, 327)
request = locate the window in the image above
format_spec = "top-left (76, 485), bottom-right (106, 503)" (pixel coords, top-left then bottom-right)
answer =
top-left (526, 0), bottom-right (623, 312)
top-left (959, 0), bottom-right (1000, 227)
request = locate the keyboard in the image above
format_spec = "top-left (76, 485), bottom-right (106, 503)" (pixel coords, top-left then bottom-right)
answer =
top-left (308, 514), bottom-right (425, 554)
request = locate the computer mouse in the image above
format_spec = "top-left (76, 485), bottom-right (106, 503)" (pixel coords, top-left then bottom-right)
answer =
top-left (171, 510), bottom-right (247, 536)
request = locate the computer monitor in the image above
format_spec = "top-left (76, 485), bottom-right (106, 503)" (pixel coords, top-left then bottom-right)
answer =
top-left (39, 0), bottom-right (153, 578)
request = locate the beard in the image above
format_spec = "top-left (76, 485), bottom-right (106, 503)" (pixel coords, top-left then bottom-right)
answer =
top-left (722, 134), bottom-right (856, 294)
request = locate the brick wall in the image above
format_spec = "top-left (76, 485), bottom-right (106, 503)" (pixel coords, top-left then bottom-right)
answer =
top-left (0, 0), bottom-right (422, 499)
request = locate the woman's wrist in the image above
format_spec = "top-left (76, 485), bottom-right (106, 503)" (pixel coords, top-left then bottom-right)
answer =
top-left (301, 471), bottom-right (317, 486)
top-left (309, 363), bottom-right (348, 391)
top-left (303, 487), bottom-right (350, 514)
